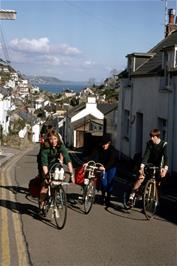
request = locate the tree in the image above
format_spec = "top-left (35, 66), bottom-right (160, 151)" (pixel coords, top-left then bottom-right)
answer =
top-left (110, 69), bottom-right (118, 77)
top-left (87, 78), bottom-right (96, 88)
top-left (70, 97), bottom-right (79, 107)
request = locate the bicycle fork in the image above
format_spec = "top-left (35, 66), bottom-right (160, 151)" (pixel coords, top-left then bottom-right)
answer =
top-left (146, 179), bottom-right (158, 205)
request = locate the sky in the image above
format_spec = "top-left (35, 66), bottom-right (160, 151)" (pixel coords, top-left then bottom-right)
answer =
top-left (0, 0), bottom-right (176, 82)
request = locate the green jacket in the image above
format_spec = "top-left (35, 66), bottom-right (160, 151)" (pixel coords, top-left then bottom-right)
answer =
top-left (40, 144), bottom-right (71, 167)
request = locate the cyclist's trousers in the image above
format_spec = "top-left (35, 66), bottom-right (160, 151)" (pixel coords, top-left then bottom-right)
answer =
top-left (100, 167), bottom-right (117, 193)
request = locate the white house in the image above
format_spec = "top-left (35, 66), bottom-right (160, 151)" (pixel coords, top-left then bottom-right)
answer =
top-left (0, 93), bottom-right (11, 135)
top-left (71, 97), bottom-right (104, 123)
top-left (35, 97), bottom-right (49, 110)
top-left (59, 96), bottom-right (104, 147)
top-left (116, 8), bottom-right (177, 176)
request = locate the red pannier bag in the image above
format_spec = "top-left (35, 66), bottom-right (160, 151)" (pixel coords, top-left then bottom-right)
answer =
top-left (28, 175), bottom-right (42, 197)
top-left (75, 165), bottom-right (85, 185)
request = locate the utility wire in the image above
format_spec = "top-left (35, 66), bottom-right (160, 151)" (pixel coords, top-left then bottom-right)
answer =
top-left (64, 0), bottom-right (120, 33)
top-left (0, 24), bottom-right (10, 63)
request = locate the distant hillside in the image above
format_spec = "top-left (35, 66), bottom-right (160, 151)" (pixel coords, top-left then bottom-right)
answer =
top-left (26, 75), bottom-right (63, 85)
top-left (26, 75), bottom-right (85, 85)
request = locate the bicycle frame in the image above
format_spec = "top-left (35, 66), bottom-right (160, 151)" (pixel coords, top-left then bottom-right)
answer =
top-left (43, 162), bottom-right (69, 229)
top-left (81, 161), bottom-right (104, 214)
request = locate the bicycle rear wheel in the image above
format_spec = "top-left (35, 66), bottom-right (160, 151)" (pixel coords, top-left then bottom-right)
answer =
top-left (143, 179), bottom-right (158, 220)
top-left (83, 181), bottom-right (95, 214)
top-left (54, 185), bottom-right (67, 229)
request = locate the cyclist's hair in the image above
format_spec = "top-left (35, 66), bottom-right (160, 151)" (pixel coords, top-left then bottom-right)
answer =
top-left (149, 128), bottom-right (161, 138)
top-left (46, 130), bottom-right (63, 147)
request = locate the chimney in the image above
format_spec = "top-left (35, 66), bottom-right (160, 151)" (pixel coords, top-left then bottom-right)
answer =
top-left (165, 8), bottom-right (177, 37)
top-left (168, 8), bottom-right (176, 24)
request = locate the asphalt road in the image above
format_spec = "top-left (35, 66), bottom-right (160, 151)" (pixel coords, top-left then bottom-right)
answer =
top-left (0, 146), bottom-right (177, 266)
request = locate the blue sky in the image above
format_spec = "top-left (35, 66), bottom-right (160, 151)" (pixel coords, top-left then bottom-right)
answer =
top-left (0, 0), bottom-right (176, 82)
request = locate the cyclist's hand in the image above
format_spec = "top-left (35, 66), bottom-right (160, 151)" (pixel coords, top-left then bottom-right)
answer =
top-left (44, 173), bottom-right (50, 184)
top-left (70, 173), bottom-right (75, 183)
top-left (160, 168), bottom-right (167, 178)
top-left (58, 158), bottom-right (63, 165)
top-left (99, 166), bottom-right (105, 171)
top-left (83, 163), bottom-right (88, 170)
top-left (139, 168), bottom-right (144, 176)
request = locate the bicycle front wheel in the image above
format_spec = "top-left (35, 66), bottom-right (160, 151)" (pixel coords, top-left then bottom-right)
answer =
top-left (83, 181), bottom-right (95, 214)
top-left (54, 185), bottom-right (67, 229)
top-left (143, 179), bottom-right (158, 220)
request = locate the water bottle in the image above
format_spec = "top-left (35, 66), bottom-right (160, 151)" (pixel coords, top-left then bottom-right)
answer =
top-left (84, 178), bottom-right (89, 185)
top-left (59, 167), bottom-right (64, 181)
top-left (54, 167), bottom-right (60, 180)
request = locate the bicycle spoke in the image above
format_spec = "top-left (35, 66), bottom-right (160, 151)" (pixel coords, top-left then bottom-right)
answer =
top-left (54, 186), bottom-right (67, 229)
top-left (83, 182), bottom-right (95, 214)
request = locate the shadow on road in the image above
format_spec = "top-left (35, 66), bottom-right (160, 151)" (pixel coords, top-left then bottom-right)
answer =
top-left (110, 180), bottom-right (177, 225)
top-left (0, 185), bottom-right (29, 195)
top-left (0, 184), bottom-right (63, 230)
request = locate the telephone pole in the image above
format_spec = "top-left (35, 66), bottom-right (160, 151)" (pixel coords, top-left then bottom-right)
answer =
top-left (163, 0), bottom-right (168, 35)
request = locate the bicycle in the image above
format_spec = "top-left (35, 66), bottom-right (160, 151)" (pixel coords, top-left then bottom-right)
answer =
top-left (41, 162), bottom-right (70, 229)
top-left (123, 163), bottom-right (159, 220)
top-left (79, 160), bottom-right (104, 214)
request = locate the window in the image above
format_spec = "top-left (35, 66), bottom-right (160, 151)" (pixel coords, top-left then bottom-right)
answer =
top-left (175, 49), bottom-right (177, 67)
top-left (113, 110), bottom-right (118, 126)
top-left (162, 49), bottom-right (175, 89)
top-left (158, 118), bottom-right (167, 140)
top-left (124, 110), bottom-right (130, 139)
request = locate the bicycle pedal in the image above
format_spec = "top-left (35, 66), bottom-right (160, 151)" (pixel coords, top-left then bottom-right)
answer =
top-left (136, 195), bottom-right (142, 200)
top-left (78, 196), bottom-right (83, 204)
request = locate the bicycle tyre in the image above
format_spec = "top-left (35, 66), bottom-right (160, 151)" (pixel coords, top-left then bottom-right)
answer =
top-left (83, 181), bottom-right (95, 214)
top-left (54, 185), bottom-right (67, 229)
top-left (143, 179), bottom-right (158, 220)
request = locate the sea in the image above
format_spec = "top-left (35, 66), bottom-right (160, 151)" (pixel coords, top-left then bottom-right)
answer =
top-left (37, 82), bottom-right (88, 94)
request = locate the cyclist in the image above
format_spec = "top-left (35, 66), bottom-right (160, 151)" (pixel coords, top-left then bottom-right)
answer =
top-left (96, 134), bottom-right (118, 206)
top-left (128, 128), bottom-right (168, 206)
top-left (38, 129), bottom-right (74, 214)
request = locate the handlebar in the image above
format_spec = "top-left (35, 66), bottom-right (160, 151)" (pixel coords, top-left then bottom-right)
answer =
top-left (144, 163), bottom-right (160, 170)
top-left (85, 161), bottom-right (104, 172)
top-left (144, 163), bottom-right (160, 176)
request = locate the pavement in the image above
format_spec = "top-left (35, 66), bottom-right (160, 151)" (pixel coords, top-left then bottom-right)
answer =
top-left (0, 146), bottom-right (21, 167)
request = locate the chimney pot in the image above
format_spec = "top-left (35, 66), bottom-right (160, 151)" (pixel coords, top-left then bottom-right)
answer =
top-left (168, 8), bottom-right (176, 24)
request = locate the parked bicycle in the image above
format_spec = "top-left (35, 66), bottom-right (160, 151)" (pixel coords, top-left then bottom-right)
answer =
top-left (123, 163), bottom-right (160, 220)
top-left (42, 162), bottom-right (70, 229)
top-left (78, 160), bottom-right (104, 214)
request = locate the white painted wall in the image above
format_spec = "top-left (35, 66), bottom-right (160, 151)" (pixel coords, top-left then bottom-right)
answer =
top-left (19, 126), bottom-right (27, 139)
top-left (0, 94), bottom-right (11, 135)
top-left (117, 75), bottom-right (177, 174)
top-left (32, 124), bottom-right (41, 143)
